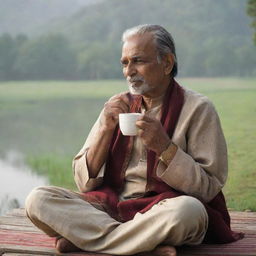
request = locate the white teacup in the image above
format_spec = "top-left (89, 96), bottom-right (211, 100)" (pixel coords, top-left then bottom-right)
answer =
top-left (119, 113), bottom-right (143, 136)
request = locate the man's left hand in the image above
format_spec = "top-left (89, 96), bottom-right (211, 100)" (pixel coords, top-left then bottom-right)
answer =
top-left (136, 115), bottom-right (171, 156)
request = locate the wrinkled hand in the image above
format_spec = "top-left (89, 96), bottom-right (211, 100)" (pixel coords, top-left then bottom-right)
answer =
top-left (136, 115), bottom-right (171, 156)
top-left (101, 93), bottom-right (130, 131)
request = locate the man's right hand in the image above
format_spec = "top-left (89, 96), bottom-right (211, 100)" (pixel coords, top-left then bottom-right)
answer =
top-left (101, 93), bottom-right (130, 131)
top-left (86, 93), bottom-right (130, 178)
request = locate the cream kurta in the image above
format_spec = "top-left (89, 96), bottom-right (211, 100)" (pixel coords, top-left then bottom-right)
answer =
top-left (73, 86), bottom-right (228, 203)
top-left (25, 86), bottom-right (213, 254)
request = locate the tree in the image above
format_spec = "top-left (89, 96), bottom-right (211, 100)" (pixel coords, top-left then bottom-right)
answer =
top-left (0, 33), bottom-right (29, 80)
top-left (0, 34), bottom-right (16, 80)
top-left (14, 34), bottom-right (77, 80)
top-left (77, 42), bottom-right (122, 80)
top-left (247, 0), bottom-right (256, 44)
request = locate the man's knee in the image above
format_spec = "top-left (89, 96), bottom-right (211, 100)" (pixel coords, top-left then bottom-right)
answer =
top-left (159, 196), bottom-right (208, 245)
top-left (25, 186), bottom-right (49, 218)
top-left (159, 195), bottom-right (205, 211)
top-left (172, 196), bottom-right (207, 222)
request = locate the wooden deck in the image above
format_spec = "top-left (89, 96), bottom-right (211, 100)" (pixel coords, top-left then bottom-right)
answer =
top-left (0, 208), bottom-right (255, 256)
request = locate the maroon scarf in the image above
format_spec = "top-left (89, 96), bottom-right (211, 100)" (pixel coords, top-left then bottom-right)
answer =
top-left (82, 79), bottom-right (243, 243)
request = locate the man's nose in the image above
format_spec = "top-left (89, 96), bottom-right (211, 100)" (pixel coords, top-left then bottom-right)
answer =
top-left (124, 63), bottom-right (137, 77)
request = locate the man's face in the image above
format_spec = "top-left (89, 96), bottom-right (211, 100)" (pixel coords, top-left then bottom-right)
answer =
top-left (121, 33), bottom-right (169, 98)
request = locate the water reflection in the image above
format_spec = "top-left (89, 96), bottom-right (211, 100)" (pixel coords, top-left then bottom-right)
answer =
top-left (0, 150), bottom-right (48, 216)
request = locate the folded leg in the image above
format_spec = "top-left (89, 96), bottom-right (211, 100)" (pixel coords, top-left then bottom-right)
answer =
top-left (25, 186), bottom-right (208, 255)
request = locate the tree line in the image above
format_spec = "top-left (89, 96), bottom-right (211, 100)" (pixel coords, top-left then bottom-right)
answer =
top-left (1, 0), bottom-right (256, 80)
top-left (0, 31), bottom-right (255, 81)
top-left (0, 32), bottom-right (124, 80)
top-left (0, 33), bottom-right (76, 80)
top-left (247, 0), bottom-right (256, 44)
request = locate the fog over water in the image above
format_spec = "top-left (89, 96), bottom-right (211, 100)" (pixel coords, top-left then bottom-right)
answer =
top-left (0, 150), bottom-right (48, 216)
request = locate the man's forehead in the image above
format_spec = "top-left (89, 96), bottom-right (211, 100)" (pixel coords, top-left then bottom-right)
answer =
top-left (122, 33), bottom-right (157, 57)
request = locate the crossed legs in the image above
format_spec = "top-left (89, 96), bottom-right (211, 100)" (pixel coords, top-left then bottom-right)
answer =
top-left (25, 186), bottom-right (208, 255)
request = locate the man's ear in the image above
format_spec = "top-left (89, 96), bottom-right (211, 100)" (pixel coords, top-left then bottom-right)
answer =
top-left (163, 53), bottom-right (174, 75)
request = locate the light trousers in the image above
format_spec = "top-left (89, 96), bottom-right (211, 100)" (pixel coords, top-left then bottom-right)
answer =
top-left (25, 186), bottom-right (208, 255)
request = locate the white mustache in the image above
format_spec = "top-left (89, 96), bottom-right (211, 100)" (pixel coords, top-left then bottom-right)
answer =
top-left (127, 76), bottom-right (145, 84)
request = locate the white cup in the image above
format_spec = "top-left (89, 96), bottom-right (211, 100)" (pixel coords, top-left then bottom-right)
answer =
top-left (119, 113), bottom-right (143, 136)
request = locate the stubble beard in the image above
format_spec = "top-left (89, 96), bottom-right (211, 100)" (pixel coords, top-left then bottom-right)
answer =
top-left (127, 76), bottom-right (150, 95)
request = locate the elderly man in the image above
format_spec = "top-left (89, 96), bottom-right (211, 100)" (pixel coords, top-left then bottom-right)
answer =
top-left (25, 25), bottom-right (241, 256)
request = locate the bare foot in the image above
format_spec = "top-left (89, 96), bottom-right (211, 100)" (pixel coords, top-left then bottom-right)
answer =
top-left (137, 245), bottom-right (176, 256)
top-left (55, 237), bottom-right (82, 253)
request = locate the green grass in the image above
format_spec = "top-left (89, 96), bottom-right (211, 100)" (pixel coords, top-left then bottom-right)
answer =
top-left (0, 80), bottom-right (126, 100)
top-left (26, 155), bottom-right (76, 190)
top-left (1, 78), bottom-right (255, 211)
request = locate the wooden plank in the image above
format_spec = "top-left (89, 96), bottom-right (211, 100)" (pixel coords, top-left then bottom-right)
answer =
top-left (0, 209), bottom-right (40, 234)
top-left (0, 243), bottom-right (109, 256)
top-left (5, 208), bottom-right (27, 217)
top-left (3, 254), bottom-right (47, 256)
top-left (2, 254), bottom-right (109, 256)
top-left (0, 245), bottom-right (113, 256)
top-left (0, 216), bottom-right (33, 227)
top-left (178, 237), bottom-right (256, 255)
top-left (0, 244), bottom-right (56, 255)
top-left (0, 228), bottom-right (113, 256)
top-left (0, 224), bottom-right (41, 233)
top-left (3, 254), bottom-right (48, 256)
top-left (0, 209), bottom-right (255, 256)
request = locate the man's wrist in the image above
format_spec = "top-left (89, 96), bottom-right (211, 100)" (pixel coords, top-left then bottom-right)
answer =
top-left (99, 124), bottom-right (116, 134)
top-left (159, 142), bottom-right (178, 166)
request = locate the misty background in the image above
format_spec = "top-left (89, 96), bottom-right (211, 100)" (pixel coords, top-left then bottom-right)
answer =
top-left (1, 0), bottom-right (255, 81)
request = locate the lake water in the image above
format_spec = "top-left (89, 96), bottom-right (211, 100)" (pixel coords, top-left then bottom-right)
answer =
top-left (0, 150), bottom-right (48, 216)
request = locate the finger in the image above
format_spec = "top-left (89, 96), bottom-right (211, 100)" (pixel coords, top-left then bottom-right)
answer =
top-left (105, 100), bottom-right (129, 113)
top-left (104, 107), bottom-right (126, 118)
top-left (137, 127), bottom-right (145, 137)
top-left (136, 116), bottom-right (155, 126)
top-left (109, 93), bottom-right (130, 107)
top-left (137, 114), bottom-right (145, 121)
top-left (114, 102), bottom-right (129, 113)
top-left (109, 94), bottom-right (129, 104)
top-left (140, 115), bottom-right (155, 122)
top-left (135, 120), bottom-right (149, 130)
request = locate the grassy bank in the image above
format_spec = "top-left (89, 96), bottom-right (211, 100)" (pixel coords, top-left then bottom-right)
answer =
top-left (1, 78), bottom-right (255, 211)
top-left (26, 155), bottom-right (76, 190)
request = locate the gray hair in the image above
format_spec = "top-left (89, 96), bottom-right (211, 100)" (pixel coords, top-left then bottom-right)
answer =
top-left (122, 24), bottom-right (178, 77)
